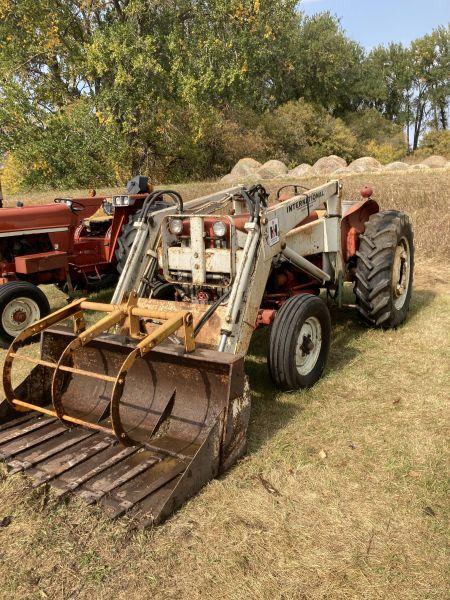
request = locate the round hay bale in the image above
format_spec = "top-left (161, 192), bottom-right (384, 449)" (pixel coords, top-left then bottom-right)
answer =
top-left (220, 173), bottom-right (238, 184)
top-left (347, 157), bottom-right (382, 172)
top-left (255, 166), bottom-right (279, 179)
top-left (256, 160), bottom-right (288, 179)
top-left (347, 164), bottom-right (368, 173)
top-left (410, 164), bottom-right (431, 171)
top-left (230, 157), bottom-right (261, 178)
top-left (383, 161), bottom-right (410, 171)
top-left (243, 174), bottom-right (261, 185)
top-left (332, 167), bottom-right (350, 175)
top-left (421, 155), bottom-right (448, 169)
top-left (312, 155), bottom-right (347, 174)
top-left (260, 159), bottom-right (289, 175)
top-left (289, 163), bottom-right (312, 177)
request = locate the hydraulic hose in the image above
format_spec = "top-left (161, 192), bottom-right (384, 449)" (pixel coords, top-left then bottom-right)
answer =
top-left (142, 189), bottom-right (184, 219)
top-left (194, 291), bottom-right (231, 338)
top-left (239, 185), bottom-right (268, 223)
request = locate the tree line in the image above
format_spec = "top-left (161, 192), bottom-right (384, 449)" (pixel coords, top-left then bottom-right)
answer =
top-left (0, 1), bottom-right (448, 190)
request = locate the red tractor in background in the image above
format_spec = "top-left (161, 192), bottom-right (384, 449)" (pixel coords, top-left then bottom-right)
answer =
top-left (0, 176), bottom-right (163, 345)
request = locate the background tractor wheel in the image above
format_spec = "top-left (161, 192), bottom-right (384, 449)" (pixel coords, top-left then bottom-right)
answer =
top-left (268, 294), bottom-right (331, 390)
top-left (0, 281), bottom-right (50, 347)
top-left (115, 200), bottom-right (170, 274)
top-left (355, 210), bottom-right (414, 328)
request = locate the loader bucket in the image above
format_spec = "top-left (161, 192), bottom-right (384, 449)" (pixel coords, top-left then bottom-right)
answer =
top-left (1, 326), bottom-right (248, 526)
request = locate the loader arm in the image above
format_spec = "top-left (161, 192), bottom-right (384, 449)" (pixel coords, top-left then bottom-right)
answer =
top-left (219, 180), bottom-right (342, 354)
top-left (136, 180), bottom-right (342, 355)
top-left (0, 185), bottom-right (251, 527)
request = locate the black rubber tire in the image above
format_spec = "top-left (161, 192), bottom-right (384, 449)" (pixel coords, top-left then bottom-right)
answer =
top-left (115, 201), bottom-right (170, 274)
top-left (0, 281), bottom-right (51, 347)
top-left (355, 210), bottom-right (414, 328)
top-left (268, 294), bottom-right (331, 390)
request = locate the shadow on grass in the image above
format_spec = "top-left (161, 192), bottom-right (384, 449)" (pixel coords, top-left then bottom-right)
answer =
top-left (243, 310), bottom-right (363, 454)
top-left (408, 287), bottom-right (436, 318)
top-left (243, 286), bottom-right (436, 454)
top-left (244, 327), bottom-right (294, 454)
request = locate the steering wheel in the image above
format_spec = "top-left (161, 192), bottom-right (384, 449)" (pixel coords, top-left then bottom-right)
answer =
top-left (54, 198), bottom-right (86, 213)
top-left (276, 184), bottom-right (310, 201)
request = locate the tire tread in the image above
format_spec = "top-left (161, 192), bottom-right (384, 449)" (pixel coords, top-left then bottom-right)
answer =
top-left (354, 210), bottom-right (414, 329)
top-left (269, 294), bottom-right (331, 390)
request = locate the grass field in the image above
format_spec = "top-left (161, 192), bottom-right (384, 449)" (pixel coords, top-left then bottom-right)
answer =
top-left (0, 171), bottom-right (449, 599)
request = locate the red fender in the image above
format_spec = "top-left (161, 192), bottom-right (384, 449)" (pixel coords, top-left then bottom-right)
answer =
top-left (341, 199), bottom-right (379, 261)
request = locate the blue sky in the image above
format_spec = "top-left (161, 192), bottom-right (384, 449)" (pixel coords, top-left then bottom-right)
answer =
top-left (299, 0), bottom-right (449, 49)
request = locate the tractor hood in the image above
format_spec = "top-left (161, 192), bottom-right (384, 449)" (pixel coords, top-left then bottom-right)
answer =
top-left (0, 199), bottom-right (103, 236)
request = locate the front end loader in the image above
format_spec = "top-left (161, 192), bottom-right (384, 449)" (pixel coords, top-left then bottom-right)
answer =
top-left (0, 180), bottom-right (414, 526)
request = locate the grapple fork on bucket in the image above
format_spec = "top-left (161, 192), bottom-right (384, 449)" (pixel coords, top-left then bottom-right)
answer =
top-left (1, 298), bottom-right (247, 525)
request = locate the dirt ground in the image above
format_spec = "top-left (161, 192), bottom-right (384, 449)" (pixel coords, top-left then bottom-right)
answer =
top-left (0, 171), bottom-right (448, 599)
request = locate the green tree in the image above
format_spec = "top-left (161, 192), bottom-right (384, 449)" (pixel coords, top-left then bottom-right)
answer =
top-left (366, 44), bottom-right (413, 120)
top-left (0, 1), bottom-right (448, 189)
top-left (9, 99), bottom-right (126, 189)
top-left (0, 0), bottom-right (303, 185)
top-left (0, 0), bottom-right (130, 182)
top-left (344, 107), bottom-right (406, 157)
top-left (262, 98), bottom-right (358, 165)
top-left (419, 129), bottom-right (450, 157)
top-left (364, 43), bottom-right (413, 149)
top-left (410, 26), bottom-right (449, 148)
top-left (294, 12), bottom-right (367, 115)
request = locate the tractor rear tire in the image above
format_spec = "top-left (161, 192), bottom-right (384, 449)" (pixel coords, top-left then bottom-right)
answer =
top-left (0, 281), bottom-right (50, 347)
top-left (115, 201), bottom-right (170, 274)
top-left (355, 210), bottom-right (414, 328)
top-left (268, 294), bottom-right (331, 390)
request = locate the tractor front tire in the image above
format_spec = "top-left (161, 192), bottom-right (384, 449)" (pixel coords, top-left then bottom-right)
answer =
top-left (268, 294), bottom-right (331, 390)
top-left (0, 281), bottom-right (50, 347)
top-left (355, 210), bottom-right (414, 328)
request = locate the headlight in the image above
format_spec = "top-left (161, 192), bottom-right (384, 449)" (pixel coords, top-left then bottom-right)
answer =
top-left (112, 195), bottom-right (132, 207)
top-left (169, 218), bottom-right (183, 235)
top-left (213, 221), bottom-right (226, 237)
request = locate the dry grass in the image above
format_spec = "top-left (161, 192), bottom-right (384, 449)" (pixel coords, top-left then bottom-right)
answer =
top-left (0, 171), bottom-right (448, 599)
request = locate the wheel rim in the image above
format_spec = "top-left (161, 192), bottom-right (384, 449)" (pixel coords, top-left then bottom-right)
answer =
top-left (295, 316), bottom-right (322, 376)
top-left (1, 296), bottom-right (41, 337)
top-left (392, 237), bottom-right (411, 310)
